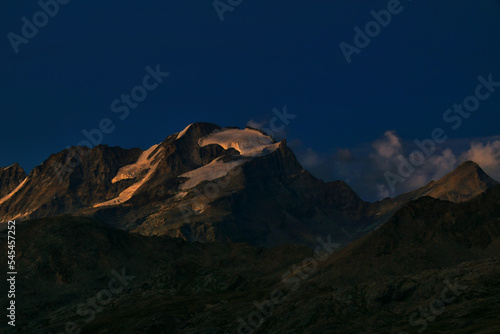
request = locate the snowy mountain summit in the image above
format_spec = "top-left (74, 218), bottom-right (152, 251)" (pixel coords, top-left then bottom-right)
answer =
top-left (179, 125), bottom-right (280, 190)
top-left (1, 122), bottom-right (333, 246)
top-left (0, 122), bottom-right (497, 248)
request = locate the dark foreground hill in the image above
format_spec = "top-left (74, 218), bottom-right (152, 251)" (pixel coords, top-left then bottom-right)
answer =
top-left (0, 215), bottom-right (310, 333)
top-left (1, 185), bottom-right (500, 333)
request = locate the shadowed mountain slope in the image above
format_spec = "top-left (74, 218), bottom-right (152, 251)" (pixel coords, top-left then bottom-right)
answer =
top-left (0, 124), bottom-right (497, 248)
top-left (2, 185), bottom-right (499, 333)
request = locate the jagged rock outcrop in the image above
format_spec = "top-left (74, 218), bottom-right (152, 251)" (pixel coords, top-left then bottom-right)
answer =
top-left (0, 145), bottom-right (142, 220)
top-left (0, 163), bottom-right (26, 199)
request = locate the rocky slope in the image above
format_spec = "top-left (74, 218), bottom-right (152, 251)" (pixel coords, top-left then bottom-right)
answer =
top-left (251, 184), bottom-right (500, 333)
top-left (366, 160), bottom-right (499, 229)
top-left (0, 145), bottom-right (142, 220)
top-left (2, 185), bottom-right (499, 333)
top-left (0, 163), bottom-right (26, 200)
top-left (419, 160), bottom-right (498, 201)
top-left (0, 123), bottom-right (373, 247)
top-left (0, 216), bottom-right (311, 333)
top-left (0, 123), bottom-right (497, 248)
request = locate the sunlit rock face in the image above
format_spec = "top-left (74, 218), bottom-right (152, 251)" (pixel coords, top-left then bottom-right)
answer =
top-left (0, 123), bottom-right (497, 248)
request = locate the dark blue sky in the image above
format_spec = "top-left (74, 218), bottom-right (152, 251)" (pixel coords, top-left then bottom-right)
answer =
top-left (1, 0), bottom-right (500, 200)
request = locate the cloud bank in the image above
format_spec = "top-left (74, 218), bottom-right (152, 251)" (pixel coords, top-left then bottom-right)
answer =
top-left (291, 131), bottom-right (500, 201)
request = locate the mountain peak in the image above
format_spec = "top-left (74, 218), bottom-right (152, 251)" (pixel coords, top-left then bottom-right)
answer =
top-left (372, 160), bottom-right (499, 222)
top-left (455, 160), bottom-right (482, 173)
top-left (1, 162), bottom-right (23, 172)
top-left (173, 122), bottom-right (221, 142)
top-left (445, 160), bottom-right (497, 186)
top-left (417, 160), bottom-right (498, 202)
top-left (1, 124), bottom-right (497, 249)
top-left (458, 160), bottom-right (480, 167)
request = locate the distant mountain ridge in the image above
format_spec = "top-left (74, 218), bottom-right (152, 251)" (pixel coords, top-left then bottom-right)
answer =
top-left (419, 160), bottom-right (498, 201)
top-left (0, 123), bottom-right (497, 247)
top-left (370, 160), bottom-right (499, 222)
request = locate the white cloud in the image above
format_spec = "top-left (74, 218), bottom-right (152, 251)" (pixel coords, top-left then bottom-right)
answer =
top-left (292, 130), bottom-right (500, 201)
top-left (428, 149), bottom-right (458, 179)
top-left (461, 140), bottom-right (500, 180)
top-left (246, 119), bottom-right (266, 130)
top-left (372, 130), bottom-right (402, 159)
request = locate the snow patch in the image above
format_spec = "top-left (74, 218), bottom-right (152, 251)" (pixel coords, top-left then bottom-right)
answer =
top-left (177, 123), bottom-right (193, 140)
top-left (179, 128), bottom-right (280, 190)
top-left (94, 161), bottom-right (160, 207)
top-left (94, 145), bottom-right (162, 207)
top-left (199, 128), bottom-right (278, 156)
top-left (11, 210), bottom-right (33, 220)
top-left (174, 191), bottom-right (189, 199)
top-left (112, 144), bottom-right (159, 183)
top-left (179, 158), bottom-right (245, 190)
top-left (0, 177), bottom-right (28, 206)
